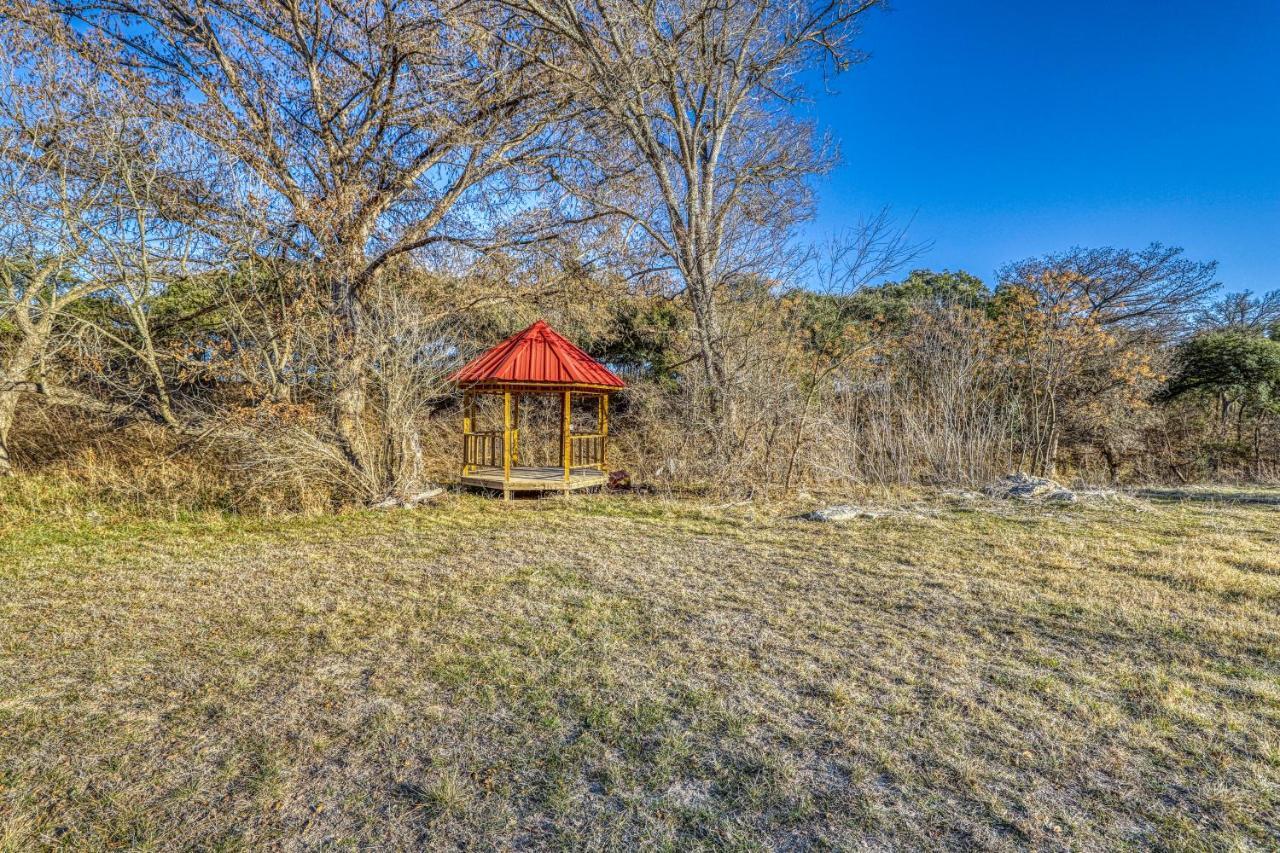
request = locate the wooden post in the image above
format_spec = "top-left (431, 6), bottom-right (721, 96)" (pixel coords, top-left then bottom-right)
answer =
top-left (502, 390), bottom-right (512, 498)
top-left (504, 391), bottom-right (514, 466)
top-left (562, 390), bottom-right (571, 482)
top-left (461, 391), bottom-right (473, 475)
top-left (600, 393), bottom-right (609, 471)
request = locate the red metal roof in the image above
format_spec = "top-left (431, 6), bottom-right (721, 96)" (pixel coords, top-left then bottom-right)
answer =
top-left (452, 320), bottom-right (625, 389)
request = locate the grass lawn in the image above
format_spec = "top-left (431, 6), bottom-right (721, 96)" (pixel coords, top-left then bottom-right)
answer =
top-left (1, 490), bottom-right (1278, 850)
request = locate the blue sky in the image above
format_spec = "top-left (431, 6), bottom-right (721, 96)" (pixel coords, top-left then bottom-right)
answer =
top-left (806, 1), bottom-right (1280, 293)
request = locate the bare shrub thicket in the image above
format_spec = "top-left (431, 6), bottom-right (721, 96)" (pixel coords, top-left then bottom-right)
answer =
top-left (214, 283), bottom-right (467, 507)
top-left (822, 304), bottom-right (1016, 485)
top-left (606, 249), bottom-right (1272, 493)
top-left (662, 307), bottom-right (1014, 492)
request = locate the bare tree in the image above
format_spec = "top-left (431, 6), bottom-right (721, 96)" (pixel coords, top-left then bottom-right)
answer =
top-left (60, 125), bottom-right (233, 430)
top-left (1197, 289), bottom-right (1280, 334)
top-left (33, 0), bottom-right (567, 497)
top-left (0, 30), bottom-right (153, 474)
top-left (499, 0), bottom-right (884, 447)
top-left (998, 243), bottom-right (1221, 340)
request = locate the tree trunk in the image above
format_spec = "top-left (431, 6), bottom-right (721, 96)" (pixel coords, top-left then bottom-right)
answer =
top-left (0, 389), bottom-right (18, 477)
top-left (324, 245), bottom-right (423, 501)
top-left (1100, 443), bottom-right (1120, 482)
top-left (0, 333), bottom-right (46, 477)
top-left (328, 252), bottom-right (374, 483)
top-left (685, 276), bottom-right (736, 456)
top-left (130, 315), bottom-right (181, 428)
top-left (1035, 424), bottom-right (1060, 479)
top-left (1252, 421), bottom-right (1262, 482)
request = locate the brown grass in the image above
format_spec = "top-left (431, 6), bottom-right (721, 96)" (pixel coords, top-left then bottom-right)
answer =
top-left (1, 489), bottom-right (1278, 849)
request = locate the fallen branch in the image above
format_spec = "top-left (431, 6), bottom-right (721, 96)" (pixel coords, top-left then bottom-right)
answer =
top-left (372, 487), bottom-right (445, 510)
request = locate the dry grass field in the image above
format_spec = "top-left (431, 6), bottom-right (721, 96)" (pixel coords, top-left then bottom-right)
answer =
top-left (1, 486), bottom-right (1278, 850)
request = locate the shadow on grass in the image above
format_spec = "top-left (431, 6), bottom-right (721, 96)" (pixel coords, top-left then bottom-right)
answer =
top-left (1133, 488), bottom-right (1280, 506)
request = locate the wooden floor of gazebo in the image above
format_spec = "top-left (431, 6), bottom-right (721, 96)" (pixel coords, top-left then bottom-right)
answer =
top-left (460, 465), bottom-right (608, 494)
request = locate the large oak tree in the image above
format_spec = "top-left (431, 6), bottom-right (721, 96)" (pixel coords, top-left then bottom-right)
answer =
top-left (33, 0), bottom-right (566, 495)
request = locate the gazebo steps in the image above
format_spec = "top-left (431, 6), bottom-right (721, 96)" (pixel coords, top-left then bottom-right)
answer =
top-left (460, 466), bottom-right (607, 493)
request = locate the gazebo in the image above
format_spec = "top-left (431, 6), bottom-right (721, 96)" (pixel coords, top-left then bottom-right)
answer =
top-left (452, 320), bottom-right (625, 499)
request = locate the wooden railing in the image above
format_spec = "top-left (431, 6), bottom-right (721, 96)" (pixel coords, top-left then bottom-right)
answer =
top-left (463, 431), bottom-right (504, 469)
top-left (466, 429), bottom-right (604, 474)
top-left (569, 433), bottom-right (606, 469)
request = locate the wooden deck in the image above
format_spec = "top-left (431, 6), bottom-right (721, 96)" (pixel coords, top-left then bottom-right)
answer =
top-left (460, 465), bottom-right (608, 495)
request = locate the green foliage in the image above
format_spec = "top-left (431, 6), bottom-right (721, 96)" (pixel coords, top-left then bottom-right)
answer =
top-left (783, 269), bottom-right (988, 360)
top-left (1161, 331), bottom-right (1280, 412)
top-left (874, 269), bottom-right (989, 306)
top-left (596, 300), bottom-right (686, 387)
top-left (849, 269), bottom-right (989, 329)
top-left (148, 275), bottom-right (227, 330)
top-left (67, 275), bottom-right (224, 333)
top-left (781, 290), bottom-right (863, 363)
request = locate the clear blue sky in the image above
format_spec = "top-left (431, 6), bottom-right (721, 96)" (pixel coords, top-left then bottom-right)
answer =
top-left (807, 1), bottom-right (1280, 293)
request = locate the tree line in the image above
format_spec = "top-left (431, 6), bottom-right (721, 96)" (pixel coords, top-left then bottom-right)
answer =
top-left (0, 0), bottom-right (1275, 508)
